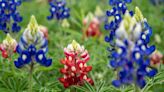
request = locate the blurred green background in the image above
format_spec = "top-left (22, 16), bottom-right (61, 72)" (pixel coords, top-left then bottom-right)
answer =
top-left (0, 0), bottom-right (163, 92)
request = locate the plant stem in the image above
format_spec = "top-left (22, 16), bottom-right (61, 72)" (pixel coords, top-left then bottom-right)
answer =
top-left (9, 56), bottom-right (15, 74)
top-left (29, 62), bottom-right (34, 92)
top-left (134, 84), bottom-right (140, 92)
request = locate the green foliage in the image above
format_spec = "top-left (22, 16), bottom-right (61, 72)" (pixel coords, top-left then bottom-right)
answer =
top-left (0, 0), bottom-right (163, 92)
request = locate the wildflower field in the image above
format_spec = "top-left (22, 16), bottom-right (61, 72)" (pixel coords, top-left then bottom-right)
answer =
top-left (0, 0), bottom-right (164, 92)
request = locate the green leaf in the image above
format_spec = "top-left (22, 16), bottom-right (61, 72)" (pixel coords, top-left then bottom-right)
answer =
top-left (84, 81), bottom-right (96, 92)
top-left (73, 85), bottom-right (88, 92)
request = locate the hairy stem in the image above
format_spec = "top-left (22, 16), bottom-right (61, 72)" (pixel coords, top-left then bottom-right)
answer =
top-left (134, 84), bottom-right (140, 92)
top-left (29, 62), bottom-right (34, 92)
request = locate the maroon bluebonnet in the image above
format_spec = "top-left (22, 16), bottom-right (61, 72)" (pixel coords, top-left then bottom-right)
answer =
top-left (0, 0), bottom-right (22, 33)
top-left (14, 15), bottom-right (52, 68)
top-left (0, 34), bottom-right (17, 58)
top-left (83, 13), bottom-right (101, 38)
top-left (150, 51), bottom-right (163, 67)
top-left (59, 40), bottom-right (93, 88)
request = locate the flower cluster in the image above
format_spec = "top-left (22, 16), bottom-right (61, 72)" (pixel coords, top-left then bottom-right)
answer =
top-left (107, 7), bottom-right (157, 88)
top-left (83, 13), bottom-right (101, 38)
top-left (0, 34), bottom-right (17, 58)
top-left (109, 0), bottom-right (132, 5)
top-left (39, 25), bottom-right (49, 39)
top-left (0, 0), bottom-right (23, 33)
top-left (150, 51), bottom-right (164, 67)
top-left (47, 0), bottom-right (70, 20)
top-left (14, 16), bottom-right (52, 68)
top-left (59, 40), bottom-right (93, 88)
top-left (104, 0), bottom-right (133, 46)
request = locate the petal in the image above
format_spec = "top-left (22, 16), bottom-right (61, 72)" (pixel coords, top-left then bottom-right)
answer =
top-left (2, 51), bottom-right (8, 58)
top-left (146, 45), bottom-right (156, 55)
top-left (28, 45), bottom-right (36, 55)
top-left (85, 66), bottom-right (92, 72)
top-left (21, 51), bottom-right (31, 64)
top-left (14, 61), bottom-right (22, 68)
top-left (147, 69), bottom-right (157, 77)
top-left (44, 58), bottom-right (52, 67)
top-left (16, 45), bottom-right (22, 54)
top-left (110, 60), bottom-right (117, 68)
top-left (35, 50), bottom-right (46, 64)
top-left (112, 80), bottom-right (121, 87)
top-left (137, 79), bottom-right (146, 88)
top-left (59, 78), bottom-right (65, 83)
top-left (14, 57), bottom-right (24, 68)
top-left (60, 68), bottom-right (67, 74)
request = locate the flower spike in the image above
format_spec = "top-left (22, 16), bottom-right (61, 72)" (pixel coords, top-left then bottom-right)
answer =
top-left (134, 7), bottom-right (144, 22)
top-left (105, 0), bottom-right (157, 89)
top-left (47, 0), bottom-right (70, 20)
top-left (0, 34), bottom-right (17, 58)
top-left (14, 15), bottom-right (52, 68)
top-left (59, 40), bottom-right (93, 88)
top-left (83, 13), bottom-right (101, 38)
top-left (0, 0), bottom-right (22, 33)
top-left (28, 15), bottom-right (39, 35)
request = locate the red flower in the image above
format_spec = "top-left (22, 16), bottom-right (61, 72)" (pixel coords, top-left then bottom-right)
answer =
top-left (150, 51), bottom-right (163, 67)
top-left (39, 25), bottom-right (48, 39)
top-left (59, 40), bottom-right (93, 88)
top-left (48, 0), bottom-right (52, 2)
top-left (0, 45), bottom-right (8, 58)
top-left (0, 34), bottom-right (17, 59)
top-left (83, 17), bottom-right (101, 38)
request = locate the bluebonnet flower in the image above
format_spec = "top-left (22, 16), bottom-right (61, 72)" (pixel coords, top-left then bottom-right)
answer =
top-left (0, 0), bottom-right (23, 33)
top-left (47, 0), bottom-right (70, 20)
top-left (0, 34), bottom-right (17, 58)
top-left (105, 0), bottom-right (133, 52)
top-left (83, 13), bottom-right (101, 38)
top-left (109, 0), bottom-right (132, 6)
top-left (14, 15), bottom-right (52, 68)
top-left (107, 7), bottom-right (157, 89)
top-left (59, 40), bottom-right (93, 88)
top-left (150, 51), bottom-right (164, 67)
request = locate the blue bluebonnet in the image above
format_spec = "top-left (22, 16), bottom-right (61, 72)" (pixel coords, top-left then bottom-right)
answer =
top-left (109, 0), bottom-right (132, 5)
top-left (14, 15), bottom-right (52, 68)
top-left (0, 0), bottom-right (23, 33)
top-left (105, 4), bottom-right (157, 88)
top-left (104, 0), bottom-right (133, 47)
top-left (47, 0), bottom-right (70, 20)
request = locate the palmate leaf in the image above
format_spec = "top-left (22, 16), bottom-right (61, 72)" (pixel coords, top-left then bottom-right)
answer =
top-left (96, 81), bottom-right (105, 92)
top-left (73, 85), bottom-right (89, 92)
top-left (141, 70), bottom-right (164, 92)
top-left (72, 81), bottom-right (96, 92)
top-left (73, 81), bottom-right (114, 92)
top-left (0, 77), bottom-right (28, 92)
top-left (33, 72), bottom-right (61, 92)
top-left (84, 81), bottom-right (96, 92)
top-left (34, 81), bottom-right (62, 92)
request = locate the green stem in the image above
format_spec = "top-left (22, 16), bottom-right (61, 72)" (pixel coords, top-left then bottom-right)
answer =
top-left (29, 62), bottom-right (34, 92)
top-left (121, 85), bottom-right (125, 92)
top-left (134, 84), bottom-right (140, 92)
top-left (11, 60), bottom-right (15, 74)
top-left (9, 56), bottom-right (15, 74)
